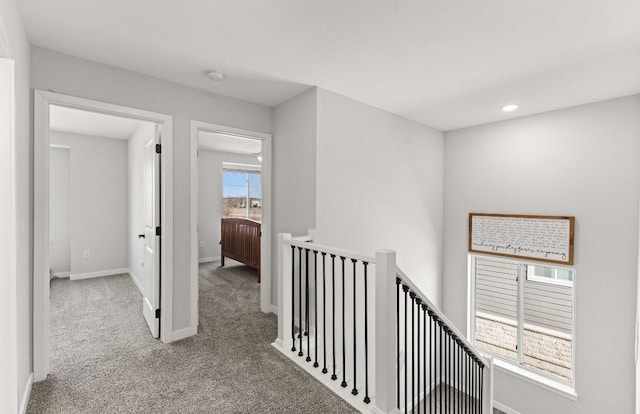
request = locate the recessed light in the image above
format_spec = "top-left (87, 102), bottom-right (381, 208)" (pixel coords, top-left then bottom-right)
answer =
top-left (502, 104), bottom-right (519, 112)
top-left (206, 70), bottom-right (224, 82)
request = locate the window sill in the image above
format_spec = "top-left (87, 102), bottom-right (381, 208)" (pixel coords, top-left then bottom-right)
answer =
top-left (490, 356), bottom-right (578, 401)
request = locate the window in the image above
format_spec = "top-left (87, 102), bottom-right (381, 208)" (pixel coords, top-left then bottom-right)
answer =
top-left (471, 255), bottom-right (575, 384)
top-left (222, 169), bottom-right (261, 221)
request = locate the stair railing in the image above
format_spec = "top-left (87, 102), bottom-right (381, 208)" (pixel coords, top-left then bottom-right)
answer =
top-left (274, 233), bottom-right (493, 413)
top-left (389, 266), bottom-right (494, 413)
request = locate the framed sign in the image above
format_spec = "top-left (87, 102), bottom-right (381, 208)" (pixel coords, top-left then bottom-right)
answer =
top-left (469, 213), bottom-right (575, 265)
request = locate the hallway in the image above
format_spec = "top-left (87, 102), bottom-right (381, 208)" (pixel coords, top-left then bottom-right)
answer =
top-left (27, 264), bottom-right (357, 413)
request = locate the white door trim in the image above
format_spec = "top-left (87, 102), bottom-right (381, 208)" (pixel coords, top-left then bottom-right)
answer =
top-left (190, 120), bottom-right (273, 321)
top-left (0, 42), bottom-right (18, 412)
top-left (33, 90), bottom-right (175, 382)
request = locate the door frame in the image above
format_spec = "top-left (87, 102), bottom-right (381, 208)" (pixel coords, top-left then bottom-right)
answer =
top-left (190, 120), bottom-right (273, 321)
top-left (33, 90), bottom-right (174, 381)
top-left (0, 35), bottom-right (18, 413)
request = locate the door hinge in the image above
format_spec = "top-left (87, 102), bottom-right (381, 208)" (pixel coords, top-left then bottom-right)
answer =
top-left (155, 309), bottom-right (161, 318)
top-left (156, 226), bottom-right (161, 236)
top-left (155, 144), bottom-right (161, 154)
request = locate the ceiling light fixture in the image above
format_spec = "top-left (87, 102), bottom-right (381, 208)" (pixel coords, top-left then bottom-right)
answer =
top-left (502, 104), bottom-right (519, 112)
top-left (206, 70), bottom-right (225, 81)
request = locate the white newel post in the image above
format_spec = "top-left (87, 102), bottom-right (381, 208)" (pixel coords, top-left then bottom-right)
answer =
top-left (372, 249), bottom-right (397, 414)
top-left (307, 229), bottom-right (316, 242)
top-left (277, 233), bottom-right (293, 349)
top-left (483, 356), bottom-right (494, 414)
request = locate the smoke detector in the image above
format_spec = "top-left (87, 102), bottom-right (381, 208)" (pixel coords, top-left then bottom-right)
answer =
top-left (206, 71), bottom-right (225, 82)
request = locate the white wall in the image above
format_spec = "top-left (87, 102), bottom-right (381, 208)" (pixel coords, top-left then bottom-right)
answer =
top-left (128, 122), bottom-right (155, 291)
top-left (198, 149), bottom-right (260, 262)
top-left (49, 147), bottom-right (70, 275)
top-left (32, 47), bottom-right (273, 333)
top-left (443, 95), bottom-right (640, 414)
top-left (272, 87), bottom-right (317, 306)
top-left (315, 88), bottom-right (445, 304)
top-left (50, 131), bottom-right (129, 277)
top-left (0, 0), bottom-right (32, 410)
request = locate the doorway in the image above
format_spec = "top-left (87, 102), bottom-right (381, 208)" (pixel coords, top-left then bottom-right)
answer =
top-left (33, 91), bottom-right (174, 381)
top-left (190, 121), bottom-right (273, 327)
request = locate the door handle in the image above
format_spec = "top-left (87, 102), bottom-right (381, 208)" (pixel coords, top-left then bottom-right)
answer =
top-left (138, 234), bottom-right (145, 239)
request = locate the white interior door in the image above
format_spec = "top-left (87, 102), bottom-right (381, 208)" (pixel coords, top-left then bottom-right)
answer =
top-left (143, 125), bottom-right (161, 338)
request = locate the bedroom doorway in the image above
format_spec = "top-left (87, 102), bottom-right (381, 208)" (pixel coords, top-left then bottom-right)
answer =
top-left (190, 121), bottom-right (273, 326)
top-left (33, 91), bottom-right (174, 381)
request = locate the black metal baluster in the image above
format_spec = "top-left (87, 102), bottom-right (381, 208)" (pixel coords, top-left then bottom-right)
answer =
top-left (450, 335), bottom-right (454, 414)
top-left (322, 252), bottom-right (328, 374)
top-left (471, 356), bottom-right (475, 414)
top-left (453, 340), bottom-right (457, 414)
top-left (423, 304), bottom-right (427, 414)
top-left (410, 292), bottom-right (416, 413)
top-left (444, 327), bottom-right (449, 413)
top-left (473, 359), bottom-right (477, 414)
top-left (306, 249), bottom-right (311, 362)
top-left (451, 335), bottom-right (454, 412)
top-left (476, 357), bottom-right (481, 413)
top-left (340, 256), bottom-right (347, 388)
top-left (477, 358), bottom-right (480, 414)
top-left (416, 298), bottom-right (421, 414)
top-left (460, 342), bottom-right (464, 414)
top-left (466, 350), bottom-right (470, 414)
top-left (363, 262), bottom-right (370, 404)
top-left (480, 364), bottom-right (484, 414)
top-left (477, 360), bottom-right (481, 414)
top-left (298, 247), bottom-right (303, 356)
top-left (477, 359), bottom-right (480, 414)
top-left (313, 250), bottom-right (319, 368)
top-left (456, 339), bottom-right (462, 414)
top-left (351, 259), bottom-right (358, 396)
top-left (438, 319), bottom-right (443, 414)
top-left (396, 278), bottom-right (401, 410)
top-left (454, 337), bottom-right (458, 413)
top-left (403, 284), bottom-right (409, 414)
top-left (331, 254), bottom-right (337, 381)
top-left (291, 245), bottom-right (296, 352)
top-left (469, 351), bottom-right (472, 414)
top-left (429, 311), bottom-right (434, 414)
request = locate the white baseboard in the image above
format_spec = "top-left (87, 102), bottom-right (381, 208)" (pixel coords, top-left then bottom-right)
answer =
top-left (494, 401), bottom-right (522, 414)
top-left (172, 326), bottom-right (197, 342)
top-left (70, 268), bottom-right (130, 280)
top-left (127, 270), bottom-right (143, 294)
top-left (198, 256), bottom-right (221, 264)
top-left (52, 271), bottom-right (70, 278)
top-left (19, 373), bottom-right (33, 414)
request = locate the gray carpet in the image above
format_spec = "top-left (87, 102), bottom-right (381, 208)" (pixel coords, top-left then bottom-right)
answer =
top-left (27, 263), bottom-right (359, 413)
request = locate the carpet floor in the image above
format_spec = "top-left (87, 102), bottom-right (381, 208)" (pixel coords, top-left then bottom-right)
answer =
top-left (27, 262), bottom-right (359, 414)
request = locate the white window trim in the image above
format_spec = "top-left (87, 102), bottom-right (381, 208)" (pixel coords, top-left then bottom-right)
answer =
top-left (469, 253), bottom-right (577, 398)
top-left (222, 161), bottom-right (261, 172)
top-left (526, 264), bottom-right (574, 287)
top-left (491, 357), bottom-right (578, 401)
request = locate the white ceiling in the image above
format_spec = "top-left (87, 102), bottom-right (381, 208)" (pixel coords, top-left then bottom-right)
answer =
top-left (198, 131), bottom-right (262, 155)
top-left (19, 0), bottom-right (640, 131)
top-left (49, 105), bottom-right (147, 139)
